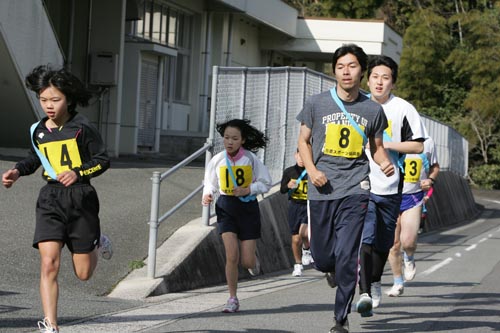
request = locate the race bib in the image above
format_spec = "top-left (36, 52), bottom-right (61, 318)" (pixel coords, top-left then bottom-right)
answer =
top-left (290, 179), bottom-right (308, 200)
top-left (404, 158), bottom-right (422, 183)
top-left (324, 123), bottom-right (365, 158)
top-left (39, 138), bottom-right (82, 178)
top-left (219, 165), bottom-right (252, 195)
top-left (385, 120), bottom-right (393, 139)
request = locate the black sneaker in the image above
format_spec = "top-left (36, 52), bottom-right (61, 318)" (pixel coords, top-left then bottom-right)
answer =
top-left (329, 318), bottom-right (349, 333)
top-left (326, 271), bottom-right (337, 288)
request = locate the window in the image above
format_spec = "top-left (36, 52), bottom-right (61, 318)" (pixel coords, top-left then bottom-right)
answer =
top-left (129, 0), bottom-right (190, 50)
top-left (174, 53), bottom-right (190, 102)
top-left (152, 3), bottom-right (162, 43)
top-left (168, 9), bottom-right (177, 46)
top-left (128, 0), bottom-right (192, 104)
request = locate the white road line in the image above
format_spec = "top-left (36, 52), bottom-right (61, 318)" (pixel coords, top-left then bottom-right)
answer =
top-left (420, 257), bottom-right (453, 276)
top-left (465, 244), bottom-right (477, 251)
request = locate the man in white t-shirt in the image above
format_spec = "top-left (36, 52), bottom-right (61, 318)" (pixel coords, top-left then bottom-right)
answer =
top-left (355, 55), bottom-right (427, 316)
top-left (385, 136), bottom-right (439, 296)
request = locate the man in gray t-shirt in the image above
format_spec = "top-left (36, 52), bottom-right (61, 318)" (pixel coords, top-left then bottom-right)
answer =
top-left (297, 44), bottom-right (394, 332)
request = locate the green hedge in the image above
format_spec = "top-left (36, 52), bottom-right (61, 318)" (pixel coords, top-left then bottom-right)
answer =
top-left (469, 164), bottom-right (500, 190)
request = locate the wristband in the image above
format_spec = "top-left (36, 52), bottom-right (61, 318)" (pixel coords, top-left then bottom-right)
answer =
top-left (429, 177), bottom-right (435, 184)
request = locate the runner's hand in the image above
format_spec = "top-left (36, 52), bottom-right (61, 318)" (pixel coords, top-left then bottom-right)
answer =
top-left (2, 169), bottom-right (20, 188)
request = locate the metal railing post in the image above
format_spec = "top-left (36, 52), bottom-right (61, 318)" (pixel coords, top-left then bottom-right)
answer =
top-left (147, 171), bottom-right (161, 278)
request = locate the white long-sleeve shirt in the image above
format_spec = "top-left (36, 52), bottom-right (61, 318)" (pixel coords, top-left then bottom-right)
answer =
top-left (203, 148), bottom-right (272, 197)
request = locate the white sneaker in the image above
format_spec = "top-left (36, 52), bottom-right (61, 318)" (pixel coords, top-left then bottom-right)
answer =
top-left (371, 281), bottom-right (382, 308)
top-left (37, 317), bottom-right (59, 333)
top-left (355, 293), bottom-right (373, 317)
top-left (222, 296), bottom-right (239, 313)
top-left (301, 248), bottom-right (313, 266)
top-left (292, 264), bottom-right (303, 277)
top-left (248, 255), bottom-right (261, 276)
top-left (385, 283), bottom-right (404, 297)
top-left (404, 258), bottom-right (416, 281)
top-left (99, 234), bottom-right (113, 260)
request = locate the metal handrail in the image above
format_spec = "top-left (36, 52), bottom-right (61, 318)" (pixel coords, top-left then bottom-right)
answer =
top-left (147, 142), bottom-right (212, 278)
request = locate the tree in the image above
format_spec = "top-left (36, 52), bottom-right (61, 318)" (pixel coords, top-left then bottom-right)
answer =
top-left (396, 9), bottom-right (453, 112)
top-left (282, 0), bottom-right (329, 17)
top-left (447, 8), bottom-right (500, 164)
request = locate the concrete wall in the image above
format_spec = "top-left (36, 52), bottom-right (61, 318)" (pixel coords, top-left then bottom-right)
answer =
top-left (110, 171), bottom-right (480, 299)
top-left (149, 189), bottom-right (294, 295)
top-left (424, 171), bottom-right (481, 232)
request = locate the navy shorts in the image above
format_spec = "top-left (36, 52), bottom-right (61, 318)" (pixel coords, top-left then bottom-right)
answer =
top-left (362, 192), bottom-right (402, 252)
top-left (215, 195), bottom-right (261, 240)
top-left (288, 201), bottom-right (307, 235)
top-left (34, 183), bottom-right (101, 253)
top-left (400, 191), bottom-right (425, 212)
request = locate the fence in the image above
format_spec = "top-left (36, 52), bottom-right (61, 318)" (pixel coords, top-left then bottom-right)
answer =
top-left (148, 66), bottom-right (470, 278)
top-left (207, 66), bottom-right (469, 183)
top-left (209, 66), bottom-right (336, 184)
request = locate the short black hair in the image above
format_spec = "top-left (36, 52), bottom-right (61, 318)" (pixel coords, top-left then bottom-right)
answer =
top-left (25, 65), bottom-right (92, 113)
top-left (332, 43), bottom-right (368, 73)
top-left (367, 55), bottom-right (399, 84)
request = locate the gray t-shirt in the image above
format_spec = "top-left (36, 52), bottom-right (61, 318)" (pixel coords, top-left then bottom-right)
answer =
top-left (296, 89), bottom-right (388, 200)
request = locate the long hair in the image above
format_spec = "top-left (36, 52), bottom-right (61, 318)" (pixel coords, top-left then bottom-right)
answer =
top-left (216, 119), bottom-right (268, 152)
top-left (25, 64), bottom-right (92, 113)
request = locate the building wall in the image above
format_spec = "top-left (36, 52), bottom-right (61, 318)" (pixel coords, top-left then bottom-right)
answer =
top-left (230, 14), bottom-right (262, 67)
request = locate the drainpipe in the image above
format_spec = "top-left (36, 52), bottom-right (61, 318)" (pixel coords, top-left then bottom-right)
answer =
top-left (155, 57), bottom-right (164, 152)
top-left (67, 0), bottom-right (75, 70)
top-left (224, 13), bottom-right (233, 66)
top-left (85, 0), bottom-right (93, 84)
top-left (200, 11), bottom-right (212, 133)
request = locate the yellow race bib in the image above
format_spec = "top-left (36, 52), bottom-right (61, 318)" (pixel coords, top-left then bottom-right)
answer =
top-left (404, 158), bottom-right (422, 183)
top-left (290, 179), bottom-right (308, 200)
top-left (324, 123), bottom-right (365, 158)
top-left (39, 138), bottom-right (82, 178)
top-left (219, 165), bottom-right (252, 195)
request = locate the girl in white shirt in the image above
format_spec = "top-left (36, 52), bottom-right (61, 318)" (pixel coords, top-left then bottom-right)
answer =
top-left (202, 119), bottom-right (272, 313)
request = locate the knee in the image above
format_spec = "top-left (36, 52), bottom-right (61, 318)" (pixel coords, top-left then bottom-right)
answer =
top-left (225, 252), bottom-right (239, 267)
top-left (75, 267), bottom-right (94, 281)
top-left (40, 257), bottom-right (59, 277)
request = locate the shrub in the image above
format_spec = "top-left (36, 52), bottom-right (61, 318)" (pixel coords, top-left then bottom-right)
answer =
top-left (469, 164), bottom-right (500, 189)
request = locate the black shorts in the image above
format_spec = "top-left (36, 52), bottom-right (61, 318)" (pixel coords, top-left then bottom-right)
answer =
top-left (288, 201), bottom-right (307, 235)
top-left (33, 183), bottom-right (101, 253)
top-left (215, 195), bottom-right (261, 240)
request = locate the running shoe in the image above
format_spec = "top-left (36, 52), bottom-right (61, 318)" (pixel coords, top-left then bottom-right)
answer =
top-left (222, 296), bottom-right (239, 313)
top-left (325, 271), bottom-right (337, 288)
top-left (355, 293), bottom-right (373, 317)
top-left (301, 248), bottom-right (313, 266)
top-left (248, 255), bottom-right (261, 276)
top-left (329, 318), bottom-right (349, 333)
top-left (404, 258), bottom-right (416, 281)
top-left (371, 281), bottom-right (382, 308)
top-left (99, 234), bottom-right (113, 260)
top-left (292, 264), bottom-right (303, 277)
top-left (385, 283), bottom-right (404, 297)
top-left (37, 317), bottom-right (59, 333)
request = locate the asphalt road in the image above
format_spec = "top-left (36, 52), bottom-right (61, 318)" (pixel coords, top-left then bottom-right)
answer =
top-left (0, 150), bottom-right (205, 332)
top-left (66, 192), bottom-right (500, 333)
top-left (1, 148), bottom-right (500, 333)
